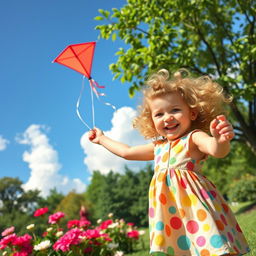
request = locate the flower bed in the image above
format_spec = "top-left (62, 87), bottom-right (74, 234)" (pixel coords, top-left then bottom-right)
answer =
top-left (0, 208), bottom-right (145, 256)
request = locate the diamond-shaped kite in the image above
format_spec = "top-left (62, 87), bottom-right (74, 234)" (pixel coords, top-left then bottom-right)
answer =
top-left (53, 42), bottom-right (115, 130)
top-left (53, 42), bottom-right (96, 79)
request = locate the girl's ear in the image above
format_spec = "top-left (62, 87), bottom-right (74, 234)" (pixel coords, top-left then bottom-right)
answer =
top-left (190, 108), bottom-right (198, 120)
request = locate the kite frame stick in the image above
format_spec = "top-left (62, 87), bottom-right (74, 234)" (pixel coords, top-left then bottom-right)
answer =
top-left (69, 44), bottom-right (95, 78)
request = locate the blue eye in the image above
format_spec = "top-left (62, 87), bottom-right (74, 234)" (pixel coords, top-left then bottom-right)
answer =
top-left (172, 108), bottom-right (180, 113)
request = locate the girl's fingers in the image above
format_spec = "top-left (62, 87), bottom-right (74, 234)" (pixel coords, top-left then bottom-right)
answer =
top-left (210, 118), bottom-right (219, 129)
top-left (217, 115), bottom-right (226, 122)
top-left (88, 129), bottom-right (96, 140)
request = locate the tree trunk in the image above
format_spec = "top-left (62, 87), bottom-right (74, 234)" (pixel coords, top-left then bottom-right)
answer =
top-left (230, 101), bottom-right (256, 155)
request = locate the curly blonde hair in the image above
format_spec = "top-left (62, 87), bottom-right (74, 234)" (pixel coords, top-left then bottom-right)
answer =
top-left (133, 69), bottom-right (232, 139)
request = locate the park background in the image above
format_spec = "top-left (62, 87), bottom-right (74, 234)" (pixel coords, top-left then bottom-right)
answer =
top-left (0, 0), bottom-right (255, 255)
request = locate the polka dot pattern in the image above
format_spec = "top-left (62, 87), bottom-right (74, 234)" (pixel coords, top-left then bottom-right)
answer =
top-left (149, 131), bottom-right (249, 255)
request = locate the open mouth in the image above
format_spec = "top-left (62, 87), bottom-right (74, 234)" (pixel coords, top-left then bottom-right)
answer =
top-left (164, 124), bottom-right (179, 131)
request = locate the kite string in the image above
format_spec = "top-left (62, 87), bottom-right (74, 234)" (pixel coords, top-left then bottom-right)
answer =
top-left (76, 76), bottom-right (92, 130)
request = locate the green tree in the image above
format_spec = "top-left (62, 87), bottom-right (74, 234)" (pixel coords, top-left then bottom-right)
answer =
top-left (95, 0), bottom-right (256, 154)
top-left (0, 177), bottom-right (41, 234)
top-left (55, 191), bottom-right (90, 221)
top-left (85, 170), bottom-right (109, 222)
top-left (203, 140), bottom-right (256, 197)
top-left (86, 166), bottom-right (153, 226)
top-left (38, 188), bottom-right (64, 213)
top-left (0, 177), bottom-right (40, 215)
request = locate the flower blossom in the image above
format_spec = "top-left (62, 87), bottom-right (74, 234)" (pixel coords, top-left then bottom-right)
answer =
top-left (26, 224), bottom-right (35, 230)
top-left (67, 219), bottom-right (91, 229)
top-left (1, 226), bottom-right (15, 237)
top-left (67, 220), bottom-right (80, 229)
top-left (11, 234), bottom-right (33, 255)
top-left (56, 231), bottom-right (64, 237)
top-left (108, 222), bottom-right (119, 229)
top-left (83, 229), bottom-right (111, 242)
top-left (34, 240), bottom-right (51, 251)
top-left (48, 212), bottom-right (65, 224)
top-left (107, 242), bottom-right (119, 249)
top-left (99, 219), bottom-right (113, 230)
top-left (127, 230), bottom-right (139, 240)
top-left (53, 228), bottom-right (86, 252)
top-left (114, 251), bottom-right (124, 256)
top-left (0, 233), bottom-right (17, 249)
top-left (139, 230), bottom-right (145, 235)
top-left (79, 219), bottom-right (91, 228)
top-left (34, 207), bottom-right (49, 217)
top-left (108, 213), bottom-right (113, 218)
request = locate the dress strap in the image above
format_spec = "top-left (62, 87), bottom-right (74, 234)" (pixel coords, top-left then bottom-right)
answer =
top-left (185, 129), bottom-right (201, 151)
top-left (186, 129), bottom-right (208, 161)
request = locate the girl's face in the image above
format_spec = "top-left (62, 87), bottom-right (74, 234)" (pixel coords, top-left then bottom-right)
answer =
top-left (149, 92), bottom-right (197, 141)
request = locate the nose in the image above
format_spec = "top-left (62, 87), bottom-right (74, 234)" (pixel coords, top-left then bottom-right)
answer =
top-left (164, 113), bottom-right (174, 122)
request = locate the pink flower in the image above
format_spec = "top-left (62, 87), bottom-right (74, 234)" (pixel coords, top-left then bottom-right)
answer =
top-left (48, 212), bottom-right (65, 224)
top-left (0, 233), bottom-right (17, 249)
top-left (84, 229), bottom-right (111, 241)
top-left (99, 219), bottom-right (113, 230)
top-left (12, 234), bottom-right (33, 255)
top-left (127, 222), bottom-right (135, 226)
top-left (84, 229), bottom-right (101, 239)
top-left (67, 219), bottom-right (91, 229)
top-left (13, 251), bottom-right (30, 256)
top-left (127, 230), bottom-right (139, 240)
top-left (79, 220), bottom-right (91, 228)
top-left (0, 233), bottom-right (32, 255)
top-left (1, 226), bottom-right (15, 237)
top-left (34, 207), bottom-right (49, 217)
top-left (12, 234), bottom-right (32, 246)
top-left (67, 220), bottom-right (80, 229)
top-left (53, 228), bottom-right (86, 252)
top-left (13, 252), bottom-right (30, 256)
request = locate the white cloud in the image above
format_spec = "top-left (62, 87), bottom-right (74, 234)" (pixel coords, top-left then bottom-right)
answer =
top-left (0, 135), bottom-right (9, 151)
top-left (81, 107), bottom-right (151, 174)
top-left (17, 125), bottom-right (86, 197)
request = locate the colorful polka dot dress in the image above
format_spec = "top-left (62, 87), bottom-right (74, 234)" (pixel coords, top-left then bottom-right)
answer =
top-left (149, 131), bottom-right (250, 256)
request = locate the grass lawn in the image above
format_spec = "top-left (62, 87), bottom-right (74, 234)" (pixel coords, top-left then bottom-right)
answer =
top-left (127, 201), bottom-right (256, 256)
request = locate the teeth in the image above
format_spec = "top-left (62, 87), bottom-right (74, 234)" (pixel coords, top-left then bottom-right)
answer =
top-left (165, 124), bottom-right (178, 129)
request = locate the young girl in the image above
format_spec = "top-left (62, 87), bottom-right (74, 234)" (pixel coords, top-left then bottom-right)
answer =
top-left (88, 69), bottom-right (250, 256)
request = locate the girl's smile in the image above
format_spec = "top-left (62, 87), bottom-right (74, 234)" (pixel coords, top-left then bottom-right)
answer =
top-left (149, 92), bottom-right (197, 141)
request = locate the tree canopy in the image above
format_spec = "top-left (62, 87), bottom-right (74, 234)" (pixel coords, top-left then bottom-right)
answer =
top-left (0, 177), bottom-right (40, 215)
top-left (95, 0), bottom-right (256, 154)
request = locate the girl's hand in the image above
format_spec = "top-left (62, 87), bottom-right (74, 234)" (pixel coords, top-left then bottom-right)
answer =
top-left (210, 115), bottom-right (234, 143)
top-left (88, 127), bottom-right (104, 144)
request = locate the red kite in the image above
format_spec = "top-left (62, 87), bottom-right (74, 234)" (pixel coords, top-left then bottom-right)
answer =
top-left (53, 42), bottom-right (115, 129)
top-left (53, 42), bottom-right (95, 79)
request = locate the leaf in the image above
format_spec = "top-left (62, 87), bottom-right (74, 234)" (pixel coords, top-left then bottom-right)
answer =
top-left (94, 16), bottom-right (104, 21)
top-left (112, 33), bottom-right (117, 41)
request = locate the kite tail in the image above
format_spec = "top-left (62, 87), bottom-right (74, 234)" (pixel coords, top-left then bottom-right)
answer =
top-left (76, 77), bottom-right (116, 129)
top-left (89, 78), bottom-right (116, 111)
top-left (76, 77), bottom-right (92, 130)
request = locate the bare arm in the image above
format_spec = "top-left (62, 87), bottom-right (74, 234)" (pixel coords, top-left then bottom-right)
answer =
top-left (192, 115), bottom-right (234, 158)
top-left (88, 127), bottom-right (154, 161)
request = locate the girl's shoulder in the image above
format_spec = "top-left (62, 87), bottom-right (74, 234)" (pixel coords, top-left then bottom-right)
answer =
top-left (187, 129), bottom-right (208, 161)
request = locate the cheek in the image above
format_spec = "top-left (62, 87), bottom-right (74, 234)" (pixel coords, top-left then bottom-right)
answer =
top-left (153, 119), bottom-right (162, 129)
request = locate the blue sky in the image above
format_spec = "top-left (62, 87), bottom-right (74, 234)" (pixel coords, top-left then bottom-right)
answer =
top-left (0, 0), bottom-right (148, 196)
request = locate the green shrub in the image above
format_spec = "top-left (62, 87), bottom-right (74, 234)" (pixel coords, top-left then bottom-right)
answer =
top-left (228, 174), bottom-right (256, 202)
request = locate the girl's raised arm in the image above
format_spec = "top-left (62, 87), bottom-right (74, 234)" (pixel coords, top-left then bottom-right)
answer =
top-left (191, 115), bottom-right (235, 158)
top-left (88, 127), bottom-right (155, 161)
